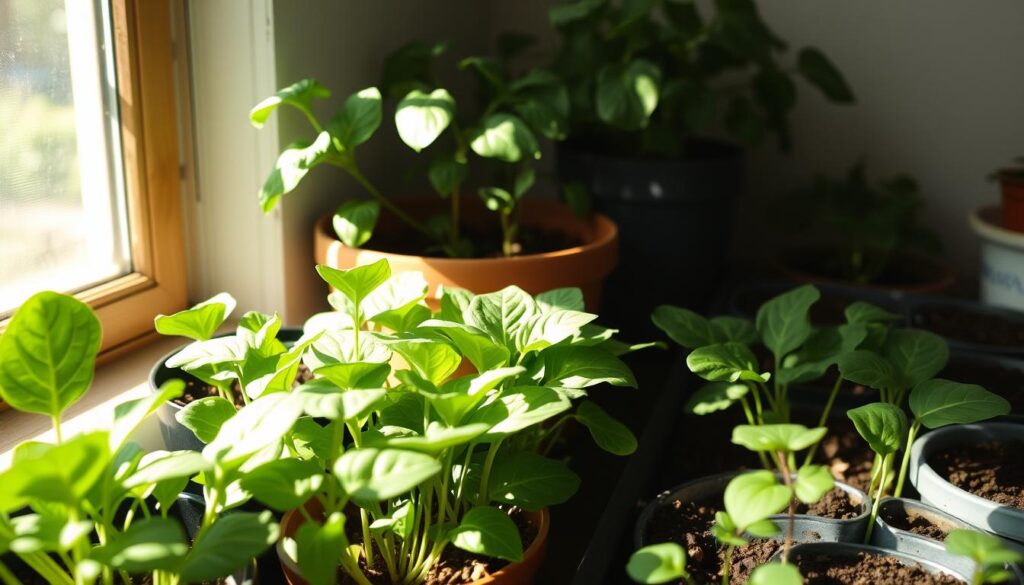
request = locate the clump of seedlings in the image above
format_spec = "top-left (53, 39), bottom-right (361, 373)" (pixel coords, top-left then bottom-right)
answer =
top-left (944, 529), bottom-right (1023, 585)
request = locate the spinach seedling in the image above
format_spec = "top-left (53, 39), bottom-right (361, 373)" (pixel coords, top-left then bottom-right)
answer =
top-left (730, 424), bottom-right (835, 561)
top-left (945, 529), bottom-right (1024, 585)
top-left (0, 292), bottom-right (280, 585)
top-left (627, 537), bottom-right (803, 585)
top-left (847, 380), bottom-right (1009, 542)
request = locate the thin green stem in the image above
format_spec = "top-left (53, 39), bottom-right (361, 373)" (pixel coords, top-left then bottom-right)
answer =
top-left (803, 375), bottom-right (843, 467)
top-left (52, 416), bottom-right (63, 444)
top-left (721, 545), bottom-right (735, 585)
top-left (776, 451), bottom-right (796, 558)
top-left (0, 560), bottom-right (24, 585)
top-left (864, 453), bottom-right (889, 543)
top-left (476, 440), bottom-right (503, 507)
top-left (893, 422), bottom-right (921, 499)
top-left (346, 164), bottom-right (436, 241)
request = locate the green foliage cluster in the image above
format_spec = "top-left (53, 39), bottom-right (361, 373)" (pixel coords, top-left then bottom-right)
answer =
top-left (945, 530), bottom-right (1024, 585)
top-left (778, 162), bottom-right (943, 285)
top-left (0, 293), bottom-right (278, 585)
top-left (154, 259), bottom-right (646, 584)
top-left (252, 39), bottom-right (571, 259)
top-left (547, 0), bottom-right (854, 157)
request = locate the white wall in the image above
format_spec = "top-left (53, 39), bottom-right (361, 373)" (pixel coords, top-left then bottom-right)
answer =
top-left (744, 0), bottom-right (1024, 283)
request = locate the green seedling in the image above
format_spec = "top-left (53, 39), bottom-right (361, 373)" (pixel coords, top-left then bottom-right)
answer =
top-left (945, 529), bottom-right (1024, 585)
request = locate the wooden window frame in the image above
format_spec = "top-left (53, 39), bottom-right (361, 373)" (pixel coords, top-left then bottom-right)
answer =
top-left (1, 0), bottom-right (188, 360)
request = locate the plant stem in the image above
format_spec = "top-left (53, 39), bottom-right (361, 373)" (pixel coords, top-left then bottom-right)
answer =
top-left (345, 163), bottom-right (436, 241)
top-left (476, 440), bottom-right (502, 507)
top-left (721, 545), bottom-right (735, 585)
top-left (776, 451), bottom-right (796, 558)
top-left (803, 375), bottom-right (843, 467)
top-left (360, 508), bottom-right (374, 567)
top-left (0, 560), bottom-right (24, 585)
top-left (499, 211), bottom-right (513, 258)
top-left (52, 416), bottom-right (62, 444)
top-left (864, 453), bottom-right (889, 543)
top-left (893, 422), bottom-right (921, 499)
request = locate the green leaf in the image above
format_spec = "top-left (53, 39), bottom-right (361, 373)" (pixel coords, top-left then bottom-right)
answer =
top-left (258, 132), bottom-right (334, 213)
top-left (745, 519), bottom-right (781, 538)
top-left (549, 0), bottom-right (603, 26)
top-left (377, 421), bottom-right (490, 455)
top-left (724, 471), bottom-right (792, 529)
top-left (424, 367), bottom-right (525, 426)
top-left (516, 308), bottom-right (596, 354)
top-left (459, 56), bottom-right (506, 90)
top-left (293, 513), bottom-right (346, 585)
top-left (326, 87), bottom-right (382, 150)
top-left (387, 336), bottom-right (462, 385)
top-left (511, 72), bottom-right (570, 140)
top-left (179, 511), bottom-right (278, 583)
top-left (250, 78), bottom-right (330, 127)
top-left (91, 517), bottom-right (187, 573)
top-left (724, 96), bottom-right (764, 145)
top-left (541, 345), bottom-right (636, 389)
top-left (154, 293), bottom-right (236, 341)
top-left (488, 452), bottom-right (580, 511)
top-left (470, 386), bottom-right (572, 440)
top-left (469, 114), bottom-right (540, 163)
top-left (429, 153), bottom-right (469, 197)
top-left (749, 563), bottom-right (803, 585)
top-left (847, 402), bottom-right (907, 455)
top-left (395, 88), bottom-right (455, 152)
top-left (123, 450), bottom-right (210, 490)
top-left (595, 59), bottom-right (661, 130)
top-left (240, 459), bottom-right (324, 512)
top-left (202, 393), bottom-right (303, 466)
top-left (175, 396), bottom-right (237, 444)
top-left (0, 432), bottom-right (109, 511)
top-left (296, 382), bottom-right (387, 422)
top-left (449, 507), bottom-right (523, 562)
top-left (479, 187), bottom-right (515, 212)
top-left (945, 529), bottom-right (1024, 568)
top-left (838, 350), bottom-right (901, 392)
top-left (685, 382), bottom-right (749, 415)
top-left (626, 543), bottom-right (688, 584)
top-left (316, 259), bottom-right (391, 312)
top-left (466, 286), bottom-right (538, 350)
top-left (686, 342), bottom-right (758, 382)
top-left (794, 464), bottom-right (835, 504)
top-left (731, 424), bottom-right (827, 453)
top-left (756, 284), bottom-right (820, 361)
top-left (333, 448), bottom-right (441, 503)
top-left (710, 317), bottom-right (759, 344)
top-left (417, 320), bottom-right (510, 373)
top-left (332, 200), bottom-right (379, 248)
top-left (910, 379), bottom-right (1010, 429)
top-left (798, 48), bottom-right (855, 103)
top-left (363, 271), bottom-right (430, 329)
top-left (380, 40), bottom-right (447, 98)
top-left (110, 380), bottom-right (185, 450)
top-left (0, 291), bottom-right (101, 418)
top-left (575, 400), bottom-right (637, 455)
top-left (651, 305), bottom-right (715, 349)
top-left (883, 329), bottom-right (949, 387)
top-left (537, 288), bottom-right (585, 312)
top-left (845, 301), bottom-right (901, 325)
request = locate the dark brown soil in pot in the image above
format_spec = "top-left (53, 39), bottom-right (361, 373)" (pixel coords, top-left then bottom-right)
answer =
top-left (172, 364), bottom-right (314, 408)
top-left (368, 223), bottom-right (582, 259)
top-left (913, 306), bottom-right (1024, 349)
top-left (932, 441), bottom-right (1024, 509)
top-left (811, 418), bottom-right (876, 494)
top-left (645, 490), bottom-right (860, 584)
top-left (881, 507), bottom-right (949, 540)
top-left (793, 550), bottom-right (964, 584)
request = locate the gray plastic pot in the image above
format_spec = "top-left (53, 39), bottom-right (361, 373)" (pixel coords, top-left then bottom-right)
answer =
top-left (910, 422), bottom-right (1024, 544)
top-left (871, 497), bottom-right (980, 577)
top-left (634, 470), bottom-right (872, 548)
top-left (775, 541), bottom-right (970, 582)
top-left (149, 327), bottom-right (305, 452)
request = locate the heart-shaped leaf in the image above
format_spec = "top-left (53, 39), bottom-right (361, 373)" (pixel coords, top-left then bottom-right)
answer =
top-left (488, 452), bottom-right (580, 511)
top-left (755, 284), bottom-right (820, 361)
top-left (333, 448), bottom-right (441, 504)
top-left (449, 507), bottom-right (523, 562)
top-left (155, 293), bottom-right (236, 341)
top-left (847, 402), bottom-right (907, 456)
top-left (626, 543), bottom-right (688, 584)
top-left (240, 459), bottom-right (324, 512)
top-left (731, 424), bottom-right (827, 453)
top-left (326, 87), bottom-right (382, 150)
top-left (332, 200), bottom-right (380, 248)
top-left (651, 305), bottom-right (715, 349)
top-left (724, 470), bottom-right (791, 529)
top-left (909, 379), bottom-right (1010, 429)
top-left (395, 88), bottom-right (455, 152)
top-left (794, 464), bottom-right (835, 504)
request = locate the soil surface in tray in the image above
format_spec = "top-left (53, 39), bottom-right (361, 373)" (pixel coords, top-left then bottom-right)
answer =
top-left (173, 364), bottom-right (314, 408)
top-left (645, 489), bottom-right (861, 585)
top-left (881, 507), bottom-right (951, 540)
top-left (793, 550), bottom-right (964, 584)
top-left (913, 305), bottom-right (1024, 349)
top-left (341, 508), bottom-right (538, 585)
top-left (932, 441), bottom-right (1024, 509)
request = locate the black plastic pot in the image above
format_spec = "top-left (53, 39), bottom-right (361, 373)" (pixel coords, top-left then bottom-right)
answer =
top-left (149, 327), bottom-right (305, 452)
top-left (556, 140), bottom-right (743, 337)
top-left (909, 296), bottom-right (1024, 356)
top-left (634, 470), bottom-right (872, 549)
top-left (776, 541), bottom-right (970, 582)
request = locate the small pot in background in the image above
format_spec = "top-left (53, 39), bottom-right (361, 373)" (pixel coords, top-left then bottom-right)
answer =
top-left (776, 541), bottom-right (970, 582)
top-left (909, 422), bottom-right (1024, 544)
top-left (774, 245), bottom-right (954, 296)
top-left (970, 205), bottom-right (1024, 313)
top-left (149, 327), bottom-right (305, 452)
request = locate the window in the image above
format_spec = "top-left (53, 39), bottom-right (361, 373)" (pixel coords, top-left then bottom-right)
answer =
top-left (0, 0), bottom-right (188, 355)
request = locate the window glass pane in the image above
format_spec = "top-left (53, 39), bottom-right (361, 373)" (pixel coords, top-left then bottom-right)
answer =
top-left (0, 0), bottom-right (130, 315)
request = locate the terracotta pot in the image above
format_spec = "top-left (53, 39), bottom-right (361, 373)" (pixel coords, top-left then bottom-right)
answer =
top-left (277, 501), bottom-right (550, 585)
top-left (1000, 172), bottom-right (1024, 233)
top-left (314, 197), bottom-right (618, 312)
top-left (774, 245), bottom-right (954, 295)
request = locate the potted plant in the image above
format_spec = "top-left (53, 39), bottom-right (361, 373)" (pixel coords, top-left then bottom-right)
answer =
top-left (0, 292), bottom-right (279, 585)
top-left (544, 0), bottom-right (854, 333)
top-left (163, 259), bottom-right (645, 584)
top-left (969, 202), bottom-right (1024, 313)
top-left (773, 161), bottom-right (951, 293)
top-left (251, 42), bottom-right (617, 310)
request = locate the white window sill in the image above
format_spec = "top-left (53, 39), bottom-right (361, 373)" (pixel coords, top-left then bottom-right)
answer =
top-left (0, 337), bottom-right (183, 467)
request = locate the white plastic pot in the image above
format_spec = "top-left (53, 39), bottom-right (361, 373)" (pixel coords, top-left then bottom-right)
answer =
top-left (970, 205), bottom-right (1024, 312)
